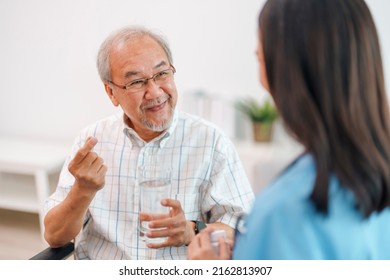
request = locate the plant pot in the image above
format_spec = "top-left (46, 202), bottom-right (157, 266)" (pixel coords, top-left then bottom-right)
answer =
top-left (252, 122), bottom-right (274, 142)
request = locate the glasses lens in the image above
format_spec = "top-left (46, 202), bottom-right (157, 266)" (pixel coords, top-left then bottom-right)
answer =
top-left (154, 69), bottom-right (174, 85)
top-left (125, 69), bottom-right (174, 92)
top-left (126, 79), bottom-right (146, 91)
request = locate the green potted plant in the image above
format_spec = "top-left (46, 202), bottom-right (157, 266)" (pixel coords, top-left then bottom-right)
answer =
top-left (235, 97), bottom-right (278, 142)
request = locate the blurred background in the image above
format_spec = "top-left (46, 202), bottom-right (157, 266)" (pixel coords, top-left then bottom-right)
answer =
top-left (0, 0), bottom-right (389, 259)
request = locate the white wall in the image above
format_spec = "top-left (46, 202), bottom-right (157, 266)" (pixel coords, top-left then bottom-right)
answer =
top-left (366, 0), bottom-right (390, 90)
top-left (0, 0), bottom-right (389, 144)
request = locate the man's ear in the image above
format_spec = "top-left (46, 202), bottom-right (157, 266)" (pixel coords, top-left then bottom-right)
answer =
top-left (104, 83), bottom-right (120, 106)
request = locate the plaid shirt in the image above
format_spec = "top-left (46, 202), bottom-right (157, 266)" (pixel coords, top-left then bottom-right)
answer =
top-left (44, 110), bottom-right (254, 259)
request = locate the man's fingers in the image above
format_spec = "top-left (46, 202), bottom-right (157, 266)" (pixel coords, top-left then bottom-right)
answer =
top-left (90, 156), bottom-right (104, 171)
top-left (140, 212), bottom-right (170, 222)
top-left (161, 198), bottom-right (181, 209)
top-left (80, 136), bottom-right (98, 156)
top-left (73, 137), bottom-right (98, 164)
top-left (97, 162), bottom-right (107, 174)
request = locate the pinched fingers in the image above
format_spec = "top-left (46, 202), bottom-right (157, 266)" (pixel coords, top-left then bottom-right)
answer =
top-left (68, 137), bottom-right (107, 191)
top-left (72, 136), bottom-right (98, 164)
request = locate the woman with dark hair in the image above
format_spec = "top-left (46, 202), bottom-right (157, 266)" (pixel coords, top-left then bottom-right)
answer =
top-left (188, 0), bottom-right (390, 259)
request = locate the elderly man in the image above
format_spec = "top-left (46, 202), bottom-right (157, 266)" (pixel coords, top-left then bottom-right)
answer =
top-left (43, 26), bottom-right (254, 259)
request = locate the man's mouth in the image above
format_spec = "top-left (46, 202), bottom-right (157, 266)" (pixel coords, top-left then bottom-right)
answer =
top-left (142, 96), bottom-right (170, 112)
top-left (146, 100), bottom-right (166, 112)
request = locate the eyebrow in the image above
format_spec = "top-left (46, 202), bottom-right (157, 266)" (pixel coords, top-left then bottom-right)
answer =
top-left (124, 61), bottom-right (168, 79)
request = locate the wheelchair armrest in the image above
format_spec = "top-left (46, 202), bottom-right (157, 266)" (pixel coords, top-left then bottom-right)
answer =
top-left (29, 242), bottom-right (75, 260)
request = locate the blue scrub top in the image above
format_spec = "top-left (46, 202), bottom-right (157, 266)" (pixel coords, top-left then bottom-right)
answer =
top-left (233, 154), bottom-right (390, 259)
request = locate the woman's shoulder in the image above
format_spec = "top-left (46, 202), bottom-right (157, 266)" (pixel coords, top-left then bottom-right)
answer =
top-left (256, 154), bottom-right (316, 207)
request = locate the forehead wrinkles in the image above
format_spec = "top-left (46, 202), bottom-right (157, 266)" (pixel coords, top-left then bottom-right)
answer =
top-left (124, 61), bottom-right (168, 80)
top-left (111, 37), bottom-right (169, 79)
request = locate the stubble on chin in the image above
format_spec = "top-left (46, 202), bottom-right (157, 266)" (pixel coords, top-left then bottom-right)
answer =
top-left (140, 98), bottom-right (174, 132)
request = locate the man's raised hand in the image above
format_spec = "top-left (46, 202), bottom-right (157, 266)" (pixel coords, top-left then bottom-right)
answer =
top-left (68, 137), bottom-right (107, 192)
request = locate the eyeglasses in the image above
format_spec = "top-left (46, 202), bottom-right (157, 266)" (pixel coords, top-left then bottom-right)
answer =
top-left (108, 67), bottom-right (176, 93)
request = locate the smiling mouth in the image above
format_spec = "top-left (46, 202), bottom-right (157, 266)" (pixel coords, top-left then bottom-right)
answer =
top-left (144, 100), bottom-right (167, 112)
top-left (143, 95), bottom-right (170, 112)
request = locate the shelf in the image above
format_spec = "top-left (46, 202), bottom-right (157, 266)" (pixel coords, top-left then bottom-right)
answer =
top-left (0, 173), bottom-right (39, 212)
top-left (0, 172), bottom-right (60, 213)
top-left (234, 139), bottom-right (304, 192)
top-left (0, 138), bottom-right (69, 236)
top-left (0, 138), bottom-right (69, 174)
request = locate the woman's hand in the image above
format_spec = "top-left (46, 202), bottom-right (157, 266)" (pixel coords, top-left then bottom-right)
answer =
top-left (187, 227), bottom-right (232, 260)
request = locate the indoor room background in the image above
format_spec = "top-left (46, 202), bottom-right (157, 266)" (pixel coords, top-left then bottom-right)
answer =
top-left (1, 0), bottom-right (390, 147)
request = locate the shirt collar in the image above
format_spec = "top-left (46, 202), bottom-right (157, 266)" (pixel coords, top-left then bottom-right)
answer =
top-left (121, 109), bottom-right (178, 148)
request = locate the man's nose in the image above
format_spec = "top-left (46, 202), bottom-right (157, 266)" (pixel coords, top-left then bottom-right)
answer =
top-left (144, 79), bottom-right (164, 99)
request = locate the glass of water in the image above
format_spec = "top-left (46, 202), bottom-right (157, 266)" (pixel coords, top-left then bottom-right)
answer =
top-left (138, 167), bottom-right (172, 244)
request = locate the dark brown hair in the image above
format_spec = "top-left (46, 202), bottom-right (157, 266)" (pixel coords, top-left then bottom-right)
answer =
top-left (259, 0), bottom-right (390, 217)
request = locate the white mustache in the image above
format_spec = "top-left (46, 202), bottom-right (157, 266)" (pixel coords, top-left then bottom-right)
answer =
top-left (141, 95), bottom-right (170, 110)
